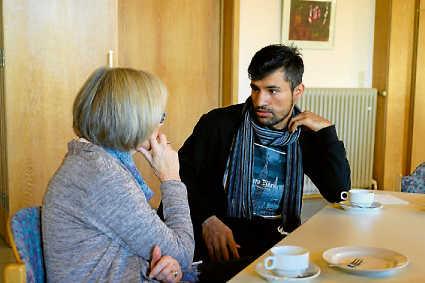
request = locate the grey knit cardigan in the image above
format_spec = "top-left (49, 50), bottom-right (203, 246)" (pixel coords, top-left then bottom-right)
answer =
top-left (42, 140), bottom-right (194, 282)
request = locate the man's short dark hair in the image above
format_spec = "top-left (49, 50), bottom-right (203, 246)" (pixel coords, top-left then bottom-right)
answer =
top-left (248, 44), bottom-right (304, 92)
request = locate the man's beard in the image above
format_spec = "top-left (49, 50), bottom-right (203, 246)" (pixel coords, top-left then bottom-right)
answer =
top-left (254, 103), bottom-right (294, 130)
top-left (255, 111), bottom-right (287, 128)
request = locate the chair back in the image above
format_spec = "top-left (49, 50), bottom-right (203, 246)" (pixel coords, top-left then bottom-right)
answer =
top-left (401, 162), bottom-right (425, 194)
top-left (8, 206), bottom-right (45, 283)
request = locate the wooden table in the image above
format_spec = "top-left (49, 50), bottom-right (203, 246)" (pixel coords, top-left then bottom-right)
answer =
top-left (229, 191), bottom-right (425, 282)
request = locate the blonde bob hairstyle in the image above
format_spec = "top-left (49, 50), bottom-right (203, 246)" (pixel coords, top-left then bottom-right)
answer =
top-left (73, 67), bottom-right (167, 151)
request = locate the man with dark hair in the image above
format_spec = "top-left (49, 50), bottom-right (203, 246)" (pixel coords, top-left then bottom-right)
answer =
top-left (179, 44), bottom-right (351, 281)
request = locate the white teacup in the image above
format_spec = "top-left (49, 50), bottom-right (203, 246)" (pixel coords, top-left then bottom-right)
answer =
top-left (263, 245), bottom-right (309, 277)
top-left (341, 189), bottom-right (375, 207)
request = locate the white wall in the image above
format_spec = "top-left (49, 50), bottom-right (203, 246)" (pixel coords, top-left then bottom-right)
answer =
top-left (238, 0), bottom-right (376, 102)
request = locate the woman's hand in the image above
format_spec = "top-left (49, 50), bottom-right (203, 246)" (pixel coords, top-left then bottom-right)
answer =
top-left (149, 245), bottom-right (182, 283)
top-left (137, 130), bottom-right (180, 182)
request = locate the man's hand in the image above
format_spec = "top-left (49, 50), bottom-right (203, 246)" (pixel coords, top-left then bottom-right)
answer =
top-left (149, 245), bottom-right (182, 283)
top-left (202, 216), bottom-right (240, 262)
top-left (288, 111), bottom-right (332, 132)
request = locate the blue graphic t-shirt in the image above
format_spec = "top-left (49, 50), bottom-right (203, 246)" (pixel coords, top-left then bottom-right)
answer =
top-left (252, 143), bottom-right (286, 217)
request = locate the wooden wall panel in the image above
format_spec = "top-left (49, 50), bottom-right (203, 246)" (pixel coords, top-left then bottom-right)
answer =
top-left (409, 0), bottom-right (425, 173)
top-left (118, 0), bottom-right (221, 206)
top-left (3, 0), bottom-right (117, 219)
top-left (222, 0), bottom-right (240, 106)
top-left (0, 0), bottom-right (7, 239)
top-left (411, 1), bottom-right (425, 171)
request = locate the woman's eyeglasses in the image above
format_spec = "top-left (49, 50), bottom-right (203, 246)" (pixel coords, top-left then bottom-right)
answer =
top-left (160, 112), bottom-right (167, 124)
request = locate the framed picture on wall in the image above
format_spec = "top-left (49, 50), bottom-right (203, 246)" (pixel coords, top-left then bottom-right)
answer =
top-left (281, 0), bottom-right (336, 49)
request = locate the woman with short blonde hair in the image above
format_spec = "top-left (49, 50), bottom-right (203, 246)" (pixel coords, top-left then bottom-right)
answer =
top-left (73, 67), bottom-right (167, 150)
top-left (42, 67), bottom-right (194, 283)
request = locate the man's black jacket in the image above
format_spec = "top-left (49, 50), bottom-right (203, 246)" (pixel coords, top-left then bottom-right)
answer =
top-left (179, 103), bottom-right (351, 234)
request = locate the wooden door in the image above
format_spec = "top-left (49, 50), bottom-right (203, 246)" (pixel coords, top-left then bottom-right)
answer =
top-left (118, 0), bottom-right (222, 206)
top-left (372, 0), bottom-right (417, 190)
top-left (410, 0), bottom-right (425, 172)
top-left (1, 0), bottom-right (117, 241)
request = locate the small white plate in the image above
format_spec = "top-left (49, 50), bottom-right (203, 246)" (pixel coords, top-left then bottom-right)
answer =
top-left (255, 262), bottom-right (320, 282)
top-left (339, 201), bottom-right (383, 212)
top-left (323, 246), bottom-right (409, 276)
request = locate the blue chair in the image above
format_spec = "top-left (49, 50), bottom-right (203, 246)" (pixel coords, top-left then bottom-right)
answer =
top-left (4, 206), bottom-right (45, 283)
top-left (401, 162), bottom-right (425, 194)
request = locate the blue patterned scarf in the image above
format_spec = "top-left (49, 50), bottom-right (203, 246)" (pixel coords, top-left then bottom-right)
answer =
top-left (223, 100), bottom-right (304, 232)
top-left (104, 148), bottom-right (154, 201)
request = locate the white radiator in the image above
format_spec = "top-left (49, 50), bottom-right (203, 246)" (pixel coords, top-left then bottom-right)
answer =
top-left (297, 88), bottom-right (378, 194)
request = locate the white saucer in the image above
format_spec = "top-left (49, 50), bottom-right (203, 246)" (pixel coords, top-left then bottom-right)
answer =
top-left (255, 262), bottom-right (320, 282)
top-left (339, 201), bottom-right (383, 212)
top-left (323, 246), bottom-right (409, 276)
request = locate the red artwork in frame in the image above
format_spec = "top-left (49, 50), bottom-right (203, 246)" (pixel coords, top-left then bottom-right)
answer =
top-left (282, 0), bottom-right (336, 49)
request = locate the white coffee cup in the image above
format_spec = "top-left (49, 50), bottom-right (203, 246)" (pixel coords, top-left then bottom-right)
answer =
top-left (263, 245), bottom-right (309, 277)
top-left (340, 189), bottom-right (375, 207)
